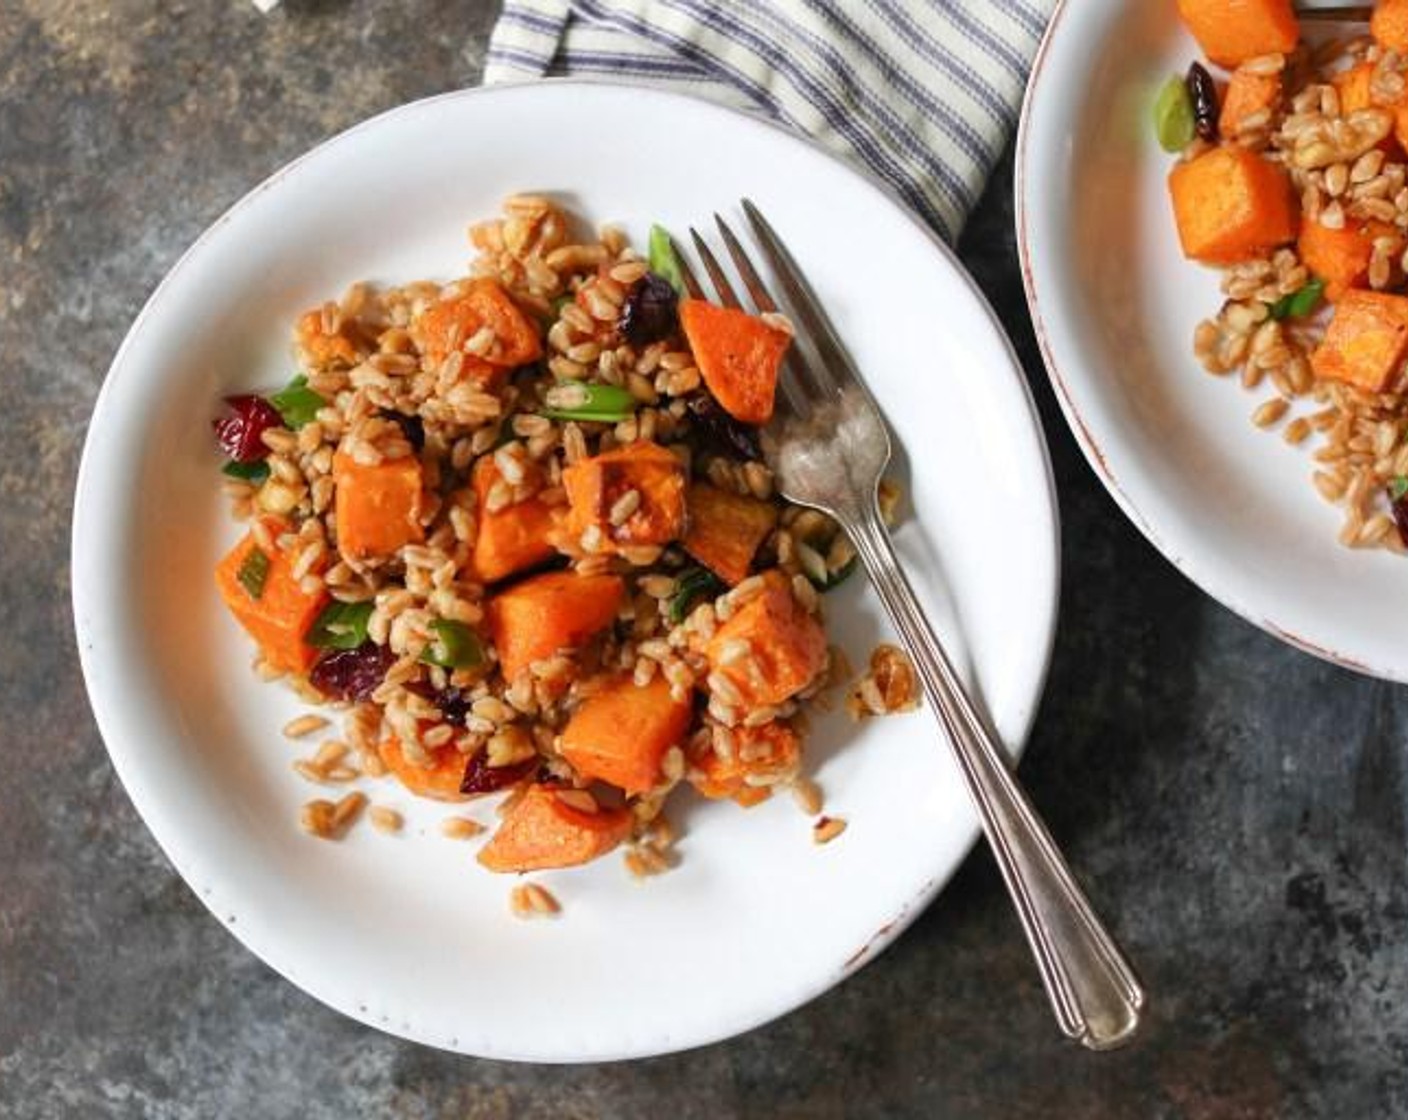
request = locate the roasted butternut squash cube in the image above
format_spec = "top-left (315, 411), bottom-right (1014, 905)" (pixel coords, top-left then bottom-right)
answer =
top-left (214, 517), bottom-right (328, 673)
top-left (690, 721), bottom-right (801, 806)
top-left (478, 784), bottom-right (632, 872)
top-left (487, 570), bottom-right (625, 680)
top-left (1299, 217), bottom-right (1401, 303)
top-left (412, 278), bottom-right (543, 385)
top-left (679, 299), bottom-right (790, 425)
top-left (1219, 69), bottom-right (1280, 136)
top-left (332, 449), bottom-right (424, 562)
top-left (295, 308), bottom-right (359, 368)
top-left (1374, 0), bottom-right (1408, 53)
top-left (559, 675), bottom-right (692, 795)
top-left (1311, 290), bottom-right (1408, 392)
top-left (1334, 61), bottom-right (1376, 116)
top-left (379, 735), bottom-right (472, 802)
top-left (706, 571), bottom-right (828, 709)
top-left (561, 440), bottom-right (687, 552)
top-left (467, 456), bottom-right (558, 583)
top-left (1175, 0), bottom-right (1299, 68)
top-left (1168, 147), bottom-right (1297, 265)
top-left (682, 483), bottom-right (778, 586)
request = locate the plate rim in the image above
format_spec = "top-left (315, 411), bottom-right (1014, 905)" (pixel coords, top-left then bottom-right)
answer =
top-left (73, 77), bottom-right (1062, 1060)
top-left (1015, 0), bottom-right (1390, 682)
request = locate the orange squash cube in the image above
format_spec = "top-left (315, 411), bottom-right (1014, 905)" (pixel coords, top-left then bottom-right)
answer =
top-left (678, 299), bottom-right (790, 425)
top-left (295, 308), bottom-right (359, 368)
top-left (214, 518), bottom-right (328, 673)
top-left (706, 571), bottom-right (828, 709)
top-left (1311, 290), bottom-right (1408, 392)
top-left (412, 278), bottom-right (543, 385)
top-left (559, 675), bottom-right (693, 795)
top-left (1298, 217), bottom-right (1402, 303)
top-left (467, 456), bottom-right (558, 583)
top-left (1219, 69), bottom-right (1280, 136)
top-left (1175, 0), bottom-right (1299, 68)
top-left (1168, 147), bottom-right (1297, 265)
top-left (379, 736), bottom-right (471, 802)
top-left (690, 722), bottom-right (801, 806)
top-left (478, 784), bottom-right (633, 872)
top-left (1373, 0), bottom-right (1408, 53)
top-left (487, 570), bottom-right (625, 680)
top-left (561, 440), bottom-right (687, 553)
top-left (682, 483), bottom-right (778, 586)
top-left (332, 449), bottom-right (424, 562)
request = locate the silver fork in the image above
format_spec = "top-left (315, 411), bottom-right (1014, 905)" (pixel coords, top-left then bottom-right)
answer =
top-left (677, 202), bottom-right (1144, 1051)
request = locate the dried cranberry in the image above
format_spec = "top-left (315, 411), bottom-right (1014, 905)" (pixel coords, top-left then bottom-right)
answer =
top-left (382, 409), bottom-right (425, 453)
top-left (460, 752), bottom-right (537, 795)
top-left (212, 395), bottom-right (282, 462)
top-left (619, 273), bottom-right (678, 346)
top-left (432, 685), bottom-right (472, 727)
top-left (688, 395), bottom-right (762, 461)
top-left (1186, 62), bottom-right (1219, 142)
top-left (309, 641), bottom-right (395, 702)
top-left (1391, 488), bottom-right (1408, 547)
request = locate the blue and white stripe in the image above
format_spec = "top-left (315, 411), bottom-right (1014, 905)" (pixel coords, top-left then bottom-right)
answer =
top-left (484, 0), bottom-right (1054, 240)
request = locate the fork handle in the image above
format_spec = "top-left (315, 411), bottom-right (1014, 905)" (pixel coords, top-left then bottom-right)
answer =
top-left (846, 505), bottom-right (1144, 1050)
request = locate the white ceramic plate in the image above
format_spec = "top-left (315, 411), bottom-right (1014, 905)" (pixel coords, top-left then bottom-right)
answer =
top-left (73, 81), bottom-right (1058, 1061)
top-left (1019, 2), bottom-right (1408, 680)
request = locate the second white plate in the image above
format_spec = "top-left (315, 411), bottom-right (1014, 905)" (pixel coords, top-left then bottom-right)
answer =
top-left (1020, 0), bottom-right (1408, 680)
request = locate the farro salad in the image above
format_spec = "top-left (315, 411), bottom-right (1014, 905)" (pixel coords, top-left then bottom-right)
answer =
top-left (211, 195), bottom-right (916, 887)
top-left (1165, 0), bottom-right (1408, 550)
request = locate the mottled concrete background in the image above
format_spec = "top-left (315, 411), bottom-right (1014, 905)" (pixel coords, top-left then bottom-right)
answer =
top-left (3, 2), bottom-right (1406, 1116)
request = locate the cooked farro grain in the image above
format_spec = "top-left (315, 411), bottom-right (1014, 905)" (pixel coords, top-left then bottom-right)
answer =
top-left (510, 882), bottom-right (560, 918)
top-left (812, 816), bottom-right (848, 845)
top-left (791, 777), bottom-right (824, 816)
top-left (282, 713), bottom-right (329, 739)
top-left (369, 805), bottom-right (404, 834)
top-left (440, 816), bottom-right (486, 840)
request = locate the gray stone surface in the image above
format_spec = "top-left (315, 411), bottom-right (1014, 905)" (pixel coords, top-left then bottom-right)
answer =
top-left (2, 1), bottom-right (1406, 1116)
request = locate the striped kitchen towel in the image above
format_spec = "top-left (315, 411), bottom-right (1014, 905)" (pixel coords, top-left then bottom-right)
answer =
top-left (484, 0), bottom-right (1055, 241)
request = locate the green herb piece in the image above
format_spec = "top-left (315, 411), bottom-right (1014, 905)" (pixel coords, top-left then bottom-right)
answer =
top-left (236, 546), bottom-right (270, 601)
top-left (1390, 476), bottom-right (1408, 501)
top-left (669, 566), bottom-right (724, 625)
top-left (550, 294), bottom-right (573, 318)
top-left (270, 374), bottom-right (327, 430)
top-left (420, 620), bottom-right (486, 670)
top-left (540, 381), bottom-right (638, 423)
top-left (648, 224), bottom-right (687, 295)
top-left (1153, 75), bottom-right (1196, 154)
top-left (307, 601), bottom-right (374, 650)
top-left (1269, 278), bottom-right (1326, 321)
top-left (222, 460), bottom-right (271, 483)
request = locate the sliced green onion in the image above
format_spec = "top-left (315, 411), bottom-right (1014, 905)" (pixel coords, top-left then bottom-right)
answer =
top-left (540, 381), bottom-right (638, 423)
top-left (236, 546), bottom-right (270, 601)
top-left (648, 224), bottom-right (687, 295)
top-left (222, 460), bottom-right (270, 483)
top-left (1269, 278), bottom-right (1326, 321)
top-left (307, 601), bottom-right (374, 650)
top-left (1153, 75), bottom-right (1196, 154)
top-left (1390, 476), bottom-right (1408, 501)
top-left (421, 620), bottom-right (486, 670)
top-left (669, 566), bottom-right (724, 625)
top-left (270, 374), bottom-right (327, 429)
